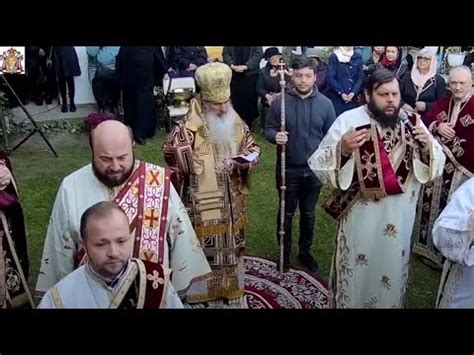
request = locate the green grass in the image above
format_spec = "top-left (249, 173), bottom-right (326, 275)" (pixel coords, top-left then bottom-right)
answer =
top-left (11, 129), bottom-right (440, 308)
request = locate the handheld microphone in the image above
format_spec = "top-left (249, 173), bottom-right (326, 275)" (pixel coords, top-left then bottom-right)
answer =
top-left (399, 110), bottom-right (425, 148)
top-left (399, 110), bottom-right (415, 133)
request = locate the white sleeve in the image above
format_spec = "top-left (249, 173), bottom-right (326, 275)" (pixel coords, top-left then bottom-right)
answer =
top-left (433, 178), bottom-right (474, 265)
top-left (164, 283), bottom-right (184, 309)
top-left (35, 182), bottom-right (77, 295)
top-left (167, 185), bottom-right (211, 295)
top-left (412, 120), bottom-right (446, 184)
top-left (37, 291), bottom-right (54, 309)
top-left (433, 227), bottom-right (474, 265)
top-left (308, 114), bottom-right (355, 190)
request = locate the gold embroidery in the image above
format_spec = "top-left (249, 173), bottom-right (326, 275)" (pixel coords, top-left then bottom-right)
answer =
top-left (195, 216), bottom-right (248, 237)
top-left (451, 136), bottom-right (467, 158)
top-left (459, 114), bottom-right (474, 127)
top-left (360, 150), bottom-right (377, 181)
top-left (444, 162), bottom-right (455, 174)
top-left (436, 111), bottom-right (448, 123)
top-left (146, 270), bottom-right (165, 290)
top-left (140, 250), bottom-right (157, 262)
top-left (422, 201), bottom-right (431, 213)
top-left (144, 208), bottom-right (160, 229)
top-left (146, 169), bottom-right (163, 187)
top-left (382, 127), bottom-right (400, 153)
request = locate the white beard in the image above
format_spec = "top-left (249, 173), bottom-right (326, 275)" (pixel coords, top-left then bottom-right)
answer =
top-left (205, 106), bottom-right (237, 158)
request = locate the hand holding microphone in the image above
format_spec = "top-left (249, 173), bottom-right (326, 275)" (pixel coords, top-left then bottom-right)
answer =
top-left (399, 111), bottom-right (430, 154)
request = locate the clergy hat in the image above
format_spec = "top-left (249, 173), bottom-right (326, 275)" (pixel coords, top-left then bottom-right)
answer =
top-left (195, 62), bottom-right (232, 104)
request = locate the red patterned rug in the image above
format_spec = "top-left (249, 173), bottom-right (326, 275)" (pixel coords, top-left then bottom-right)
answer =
top-left (184, 256), bottom-right (328, 309)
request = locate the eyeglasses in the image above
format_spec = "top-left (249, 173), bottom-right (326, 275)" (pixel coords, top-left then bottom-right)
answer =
top-left (417, 56), bottom-right (432, 61)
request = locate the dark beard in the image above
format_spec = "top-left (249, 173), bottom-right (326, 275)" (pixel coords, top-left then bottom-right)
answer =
top-left (92, 155), bottom-right (135, 188)
top-left (367, 98), bottom-right (400, 129)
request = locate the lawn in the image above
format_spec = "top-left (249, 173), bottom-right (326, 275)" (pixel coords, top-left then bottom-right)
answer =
top-left (10, 128), bottom-right (441, 308)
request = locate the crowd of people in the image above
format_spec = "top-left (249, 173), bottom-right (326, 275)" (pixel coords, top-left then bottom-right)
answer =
top-left (1, 46), bottom-right (474, 309)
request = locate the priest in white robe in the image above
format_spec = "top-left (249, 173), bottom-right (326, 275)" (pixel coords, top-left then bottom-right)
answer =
top-left (35, 118), bottom-right (211, 303)
top-left (433, 177), bottom-right (474, 308)
top-left (308, 69), bottom-right (445, 308)
top-left (38, 201), bottom-right (183, 308)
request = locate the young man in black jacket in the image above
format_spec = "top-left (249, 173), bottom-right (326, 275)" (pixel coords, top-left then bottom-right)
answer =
top-left (264, 56), bottom-right (336, 272)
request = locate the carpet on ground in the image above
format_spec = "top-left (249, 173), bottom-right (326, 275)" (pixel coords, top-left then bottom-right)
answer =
top-left (184, 255), bottom-right (328, 309)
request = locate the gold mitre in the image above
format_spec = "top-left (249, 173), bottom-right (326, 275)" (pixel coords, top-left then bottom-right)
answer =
top-left (195, 62), bottom-right (232, 103)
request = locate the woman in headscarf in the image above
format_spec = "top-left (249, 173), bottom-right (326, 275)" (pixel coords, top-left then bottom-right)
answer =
top-left (400, 48), bottom-right (446, 114)
top-left (306, 48), bottom-right (329, 93)
top-left (376, 46), bottom-right (408, 79)
top-left (256, 47), bottom-right (291, 128)
top-left (326, 46), bottom-right (364, 116)
top-left (363, 46), bottom-right (385, 77)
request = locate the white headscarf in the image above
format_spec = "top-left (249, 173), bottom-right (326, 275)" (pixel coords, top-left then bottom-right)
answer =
top-left (411, 48), bottom-right (438, 89)
top-left (334, 46), bottom-right (354, 63)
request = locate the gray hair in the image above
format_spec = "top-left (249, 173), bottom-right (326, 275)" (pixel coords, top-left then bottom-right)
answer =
top-left (449, 65), bottom-right (472, 84)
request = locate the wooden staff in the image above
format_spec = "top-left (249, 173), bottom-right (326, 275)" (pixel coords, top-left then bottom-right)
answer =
top-left (270, 59), bottom-right (292, 274)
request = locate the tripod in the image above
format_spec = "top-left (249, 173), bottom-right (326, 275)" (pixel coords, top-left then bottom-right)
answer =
top-left (0, 74), bottom-right (58, 157)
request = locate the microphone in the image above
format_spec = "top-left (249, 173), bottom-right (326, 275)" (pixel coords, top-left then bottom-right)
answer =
top-left (398, 110), bottom-right (415, 133)
top-left (399, 110), bottom-right (425, 148)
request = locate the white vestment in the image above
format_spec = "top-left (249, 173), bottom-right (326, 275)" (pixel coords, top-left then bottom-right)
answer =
top-left (308, 106), bottom-right (445, 308)
top-left (35, 162), bottom-right (211, 299)
top-left (433, 177), bottom-right (474, 308)
top-left (38, 259), bottom-right (183, 309)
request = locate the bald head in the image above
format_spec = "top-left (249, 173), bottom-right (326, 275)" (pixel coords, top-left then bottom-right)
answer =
top-left (90, 120), bottom-right (135, 187)
top-left (90, 120), bottom-right (134, 151)
top-left (449, 65), bottom-right (472, 101)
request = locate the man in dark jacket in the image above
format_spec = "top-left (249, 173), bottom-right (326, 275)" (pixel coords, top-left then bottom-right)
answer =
top-left (115, 46), bottom-right (166, 144)
top-left (223, 47), bottom-right (263, 129)
top-left (26, 46), bottom-right (57, 106)
top-left (264, 56), bottom-right (336, 272)
top-left (173, 46), bottom-right (208, 78)
top-left (161, 46), bottom-right (177, 77)
top-left (54, 47), bottom-right (81, 112)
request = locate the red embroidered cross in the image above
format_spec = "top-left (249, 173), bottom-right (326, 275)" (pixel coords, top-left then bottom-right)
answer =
top-left (144, 208), bottom-right (159, 229)
top-left (149, 171), bottom-right (160, 186)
